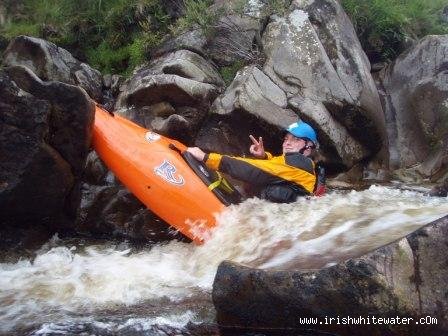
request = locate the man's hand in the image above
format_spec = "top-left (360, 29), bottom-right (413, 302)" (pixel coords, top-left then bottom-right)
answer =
top-left (187, 147), bottom-right (206, 161)
top-left (249, 135), bottom-right (266, 158)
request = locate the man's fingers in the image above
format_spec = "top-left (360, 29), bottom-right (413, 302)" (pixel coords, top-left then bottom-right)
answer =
top-left (249, 135), bottom-right (258, 145)
top-left (259, 137), bottom-right (263, 147)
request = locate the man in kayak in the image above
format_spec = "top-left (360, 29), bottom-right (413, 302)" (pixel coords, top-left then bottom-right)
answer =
top-left (187, 121), bottom-right (324, 203)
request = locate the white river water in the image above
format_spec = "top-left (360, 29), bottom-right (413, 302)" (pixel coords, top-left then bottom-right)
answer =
top-left (0, 185), bottom-right (447, 335)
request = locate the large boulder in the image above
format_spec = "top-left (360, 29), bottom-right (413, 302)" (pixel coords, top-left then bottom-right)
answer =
top-left (115, 50), bottom-right (223, 143)
top-left (376, 35), bottom-right (448, 182)
top-left (152, 29), bottom-right (208, 60)
top-left (146, 49), bottom-right (225, 87)
top-left (212, 65), bottom-right (294, 125)
top-left (3, 35), bottom-right (103, 102)
top-left (201, 65), bottom-right (297, 154)
top-left (0, 65), bottom-right (94, 229)
top-left (213, 215), bottom-right (448, 335)
top-left (261, 0), bottom-right (388, 174)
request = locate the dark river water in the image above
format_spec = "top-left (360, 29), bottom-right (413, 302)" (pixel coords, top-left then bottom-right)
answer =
top-left (1, 185), bottom-right (447, 335)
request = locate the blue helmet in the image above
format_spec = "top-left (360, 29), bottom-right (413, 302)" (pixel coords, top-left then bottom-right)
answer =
top-left (286, 121), bottom-right (317, 144)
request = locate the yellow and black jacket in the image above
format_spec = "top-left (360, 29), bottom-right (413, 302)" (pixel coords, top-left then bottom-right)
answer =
top-left (203, 152), bottom-right (316, 203)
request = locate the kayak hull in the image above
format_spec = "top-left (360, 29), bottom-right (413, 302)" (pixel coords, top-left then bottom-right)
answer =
top-left (92, 105), bottom-right (225, 243)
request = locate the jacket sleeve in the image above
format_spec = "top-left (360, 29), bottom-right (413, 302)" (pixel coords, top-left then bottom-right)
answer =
top-left (204, 153), bottom-right (277, 186)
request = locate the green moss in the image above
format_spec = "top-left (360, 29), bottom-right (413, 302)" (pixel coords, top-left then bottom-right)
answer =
top-left (219, 60), bottom-right (245, 85)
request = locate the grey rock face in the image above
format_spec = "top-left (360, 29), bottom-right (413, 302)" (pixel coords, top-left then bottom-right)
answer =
top-left (212, 65), bottom-right (296, 126)
top-left (206, 0), bottom-right (264, 66)
top-left (377, 35), bottom-right (448, 181)
top-left (213, 215), bottom-right (448, 335)
top-left (261, 0), bottom-right (388, 172)
top-left (147, 49), bottom-right (225, 87)
top-left (442, 6), bottom-right (448, 24)
top-left (0, 65), bottom-right (94, 228)
top-left (152, 30), bottom-right (208, 60)
top-left (3, 35), bottom-right (103, 101)
top-left (200, 65), bottom-right (298, 157)
top-left (115, 50), bottom-right (222, 142)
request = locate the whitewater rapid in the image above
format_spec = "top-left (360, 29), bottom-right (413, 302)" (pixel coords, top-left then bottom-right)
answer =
top-left (0, 185), bottom-right (447, 334)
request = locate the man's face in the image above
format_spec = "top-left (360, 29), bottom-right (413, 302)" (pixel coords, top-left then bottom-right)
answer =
top-left (282, 133), bottom-right (306, 154)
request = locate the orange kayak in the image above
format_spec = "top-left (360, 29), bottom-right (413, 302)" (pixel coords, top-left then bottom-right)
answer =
top-left (92, 105), bottom-right (240, 243)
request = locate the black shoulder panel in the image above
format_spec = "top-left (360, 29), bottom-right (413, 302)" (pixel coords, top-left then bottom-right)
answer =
top-left (285, 153), bottom-right (314, 174)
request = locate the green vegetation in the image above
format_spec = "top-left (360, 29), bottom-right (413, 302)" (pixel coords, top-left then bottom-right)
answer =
top-left (172, 0), bottom-right (217, 36)
top-left (1, 0), bottom-right (447, 74)
top-left (0, 0), bottom-right (227, 75)
top-left (219, 60), bottom-right (246, 85)
top-left (0, 0), bottom-right (173, 76)
top-left (341, 0), bottom-right (448, 62)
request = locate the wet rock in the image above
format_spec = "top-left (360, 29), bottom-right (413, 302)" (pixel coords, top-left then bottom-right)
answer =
top-left (213, 215), bottom-right (448, 335)
top-left (0, 65), bottom-right (94, 229)
top-left (416, 146), bottom-right (448, 183)
top-left (377, 35), bottom-right (448, 178)
top-left (429, 179), bottom-right (448, 197)
top-left (76, 184), bottom-right (181, 242)
top-left (262, 0), bottom-right (388, 173)
top-left (83, 151), bottom-right (110, 186)
top-left (3, 35), bottom-right (103, 102)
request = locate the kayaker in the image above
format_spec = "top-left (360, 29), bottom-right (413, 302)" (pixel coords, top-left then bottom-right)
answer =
top-left (187, 121), bottom-right (325, 203)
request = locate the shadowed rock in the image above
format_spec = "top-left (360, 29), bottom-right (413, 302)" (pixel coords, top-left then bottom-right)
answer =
top-left (77, 184), bottom-right (181, 242)
top-left (213, 215), bottom-right (448, 335)
top-left (376, 35), bottom-right (448, 182)
top-left (0, 65), bottom-right (94, 229)
top-left (115, 50), bottom-right (222, 142)
top-left (3, 35), bottom-right (103, 101)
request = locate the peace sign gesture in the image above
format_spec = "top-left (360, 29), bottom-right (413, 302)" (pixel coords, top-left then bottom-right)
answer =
top-left (249, 135), bottom-right (266, 158)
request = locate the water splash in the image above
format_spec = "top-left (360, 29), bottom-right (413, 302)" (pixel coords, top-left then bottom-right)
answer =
top-left (0, 186), bottom-right (447, 333)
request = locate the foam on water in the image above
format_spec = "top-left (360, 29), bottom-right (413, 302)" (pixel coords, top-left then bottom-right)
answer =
top-left (0, 186), bottom-right (447, 333)
top-left (33, 311), bottom-right (198, 335)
